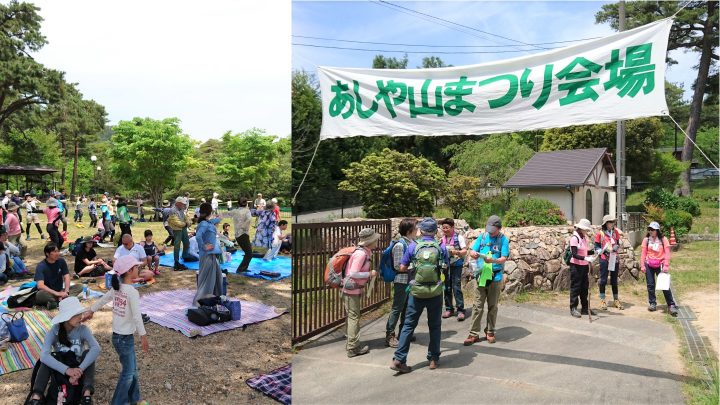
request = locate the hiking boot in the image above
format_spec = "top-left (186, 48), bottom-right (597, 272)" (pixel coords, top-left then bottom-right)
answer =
top-left (390, 359), bottom-right (412, 374)
top-left (385, 332), bottom-right (398, 348)
top-left (570, 307), bottom-right (582, 318)
top-left (347, 346), bottom-right (369, 358)
top-left (613, 300), bottom-right (624, 310)
top-left (648, 303), bottom-right (657, 312)
top-left (429, 359), bottom-right (438, 370)
top-left (463, 335), bottom-right (481, 346)
top-left (485, 332), bottom-right (496, 344)
top-left (600, 299), bottom-right (607, 310)
top-left (442, 310), bottom-right (453, 319)
top-left (457, 311), bottom-right (465, 321)
top-left (669, 305), bottom-right (679, 316)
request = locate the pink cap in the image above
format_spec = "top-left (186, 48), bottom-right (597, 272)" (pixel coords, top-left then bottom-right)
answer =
top-left (113, 255), bottom-right (143, 275)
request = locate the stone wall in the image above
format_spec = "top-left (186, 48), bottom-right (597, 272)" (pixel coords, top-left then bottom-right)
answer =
top-left (386, 218), bottom-right (640, 295)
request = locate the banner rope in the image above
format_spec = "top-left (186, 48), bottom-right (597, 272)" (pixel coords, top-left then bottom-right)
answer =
top-left (292, 137), bottom-right (322, 206)
top-left (665, 112), bottom-right (719, 170)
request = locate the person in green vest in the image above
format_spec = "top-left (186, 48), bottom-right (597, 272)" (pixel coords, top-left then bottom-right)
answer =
top-left (116, 197), bottom-right (133, 246)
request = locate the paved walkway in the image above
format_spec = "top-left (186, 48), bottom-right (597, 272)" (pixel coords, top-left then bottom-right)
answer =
top-left (294, 303), bottom-right (688, 404)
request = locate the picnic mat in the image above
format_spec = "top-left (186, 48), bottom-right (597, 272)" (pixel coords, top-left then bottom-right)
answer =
top-left (139, 289), bottom-right (286, 337)
top-left (0, 310), bottom-right (52, 375)
top-left (158, 252), bottom-right (291, 281)
top-left (246, 364), bottom-right (291, 405)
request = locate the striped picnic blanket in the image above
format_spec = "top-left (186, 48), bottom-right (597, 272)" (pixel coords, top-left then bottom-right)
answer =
top-left (0, 310), bottom-right (52, 375)
top-left (139, 289), bottom-right (286, 337)
top-left (247, 364), bottom-right (291, 405)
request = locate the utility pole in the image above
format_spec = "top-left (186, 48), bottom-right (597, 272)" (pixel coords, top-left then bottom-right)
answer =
top-left (616, 0), bottom-right (626, 230)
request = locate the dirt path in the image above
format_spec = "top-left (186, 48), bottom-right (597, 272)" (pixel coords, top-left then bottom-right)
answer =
top-left (681, 287), bottom-right (719, 357)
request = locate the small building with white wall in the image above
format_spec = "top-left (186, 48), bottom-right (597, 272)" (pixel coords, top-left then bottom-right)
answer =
top-left (503, 148), bottom-right (617, 226)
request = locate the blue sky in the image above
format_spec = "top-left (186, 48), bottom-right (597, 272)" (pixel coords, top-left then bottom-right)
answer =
top-left (292, 1), bottom-right (699, 101)
top-left (28, 0), bottom-right (291, 141)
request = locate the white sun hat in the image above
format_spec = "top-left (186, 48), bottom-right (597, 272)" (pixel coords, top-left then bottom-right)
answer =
top-left (51, 297), bottom-right (89, 325)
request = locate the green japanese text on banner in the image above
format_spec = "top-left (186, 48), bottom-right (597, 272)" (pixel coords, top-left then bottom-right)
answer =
top-left (318, 19), bottom-right (672, 139)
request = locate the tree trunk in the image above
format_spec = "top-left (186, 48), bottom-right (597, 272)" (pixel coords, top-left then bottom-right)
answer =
top-left (675, 1), bottom-right (717, 196)
top-left (70, 138), bottom-right (79, 200)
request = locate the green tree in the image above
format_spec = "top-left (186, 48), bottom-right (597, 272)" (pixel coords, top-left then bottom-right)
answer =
top-left (372, 54), bottom-right (408, 69)
top-left (339, 148), bottom-right (446, 218)
top-left (0, 1), bottom-right (66, 129)
top-left (216, 128), bottom-right (282, 197)
top-left (541, 118), bottom-right (665, 180)
top-left (265, 137), bottom-right (291, 201)
top-left (447, 134), bottom-right (535, 187)
top-left (695, 125), bottom-right (719, 167)
top-left (596, 1), bottom-right (719, 196)
top-left (420, 56), bottom-right (452, 68)
top-left (443, 174), bottom-right (482, 218)
top-left (648, 152), bottom-right (690, 188)
top-left (109, 117), bottom-right (193, 208)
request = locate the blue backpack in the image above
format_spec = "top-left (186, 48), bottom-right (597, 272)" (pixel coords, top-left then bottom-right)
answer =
top-left (379, 238), bottom-right (408, 282)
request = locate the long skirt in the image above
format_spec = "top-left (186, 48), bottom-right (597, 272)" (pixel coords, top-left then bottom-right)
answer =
top-left (193, 254), bottom-right (223, 306)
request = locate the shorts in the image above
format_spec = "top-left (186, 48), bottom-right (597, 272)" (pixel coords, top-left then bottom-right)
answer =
top-left (25, 213), bottom-right (40, 224)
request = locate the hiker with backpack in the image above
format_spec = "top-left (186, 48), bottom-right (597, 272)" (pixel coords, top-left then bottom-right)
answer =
top-left (567, 218), bottom-right (598, 318)
top-left (34, 243), bottom-right (84, 310)
top-left (439, 218), bottom-right (467, 321)
top-left (463, 215), bottom-right (509, 346)
top-left (641, 221), bottom-right (678, 316)
top-left (27, 297), bottom-right (99, 405)
top-left (391, 218), bottom-right (449, 373)
top-left (594, 215), bottom-right (624, 311)
top-left (383, 218), bottom-right (417, 348)
top-left (341, 228), bottom-right (381, 358)
top-left (89, 255), bottom-right (150, 405)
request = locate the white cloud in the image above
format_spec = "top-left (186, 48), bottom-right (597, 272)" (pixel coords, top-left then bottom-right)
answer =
top-left (28, 0), bottom-right (290, 140)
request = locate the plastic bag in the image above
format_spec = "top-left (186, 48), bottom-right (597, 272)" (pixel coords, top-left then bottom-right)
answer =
top-left (656, 272), bottom-right (671, 291)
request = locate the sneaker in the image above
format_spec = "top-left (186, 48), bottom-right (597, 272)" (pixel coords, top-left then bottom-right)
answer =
top-left (347, 345), bottom-right (369, 358)
top-left (141, 314), bottom-right (151, 323)
top-left (385, 332), bottom-right (398, 348)
top-left (26, 236), bottom-right (31, 241)
top-left (669, 305), bottom-right (678, 316)
top-left (580, 309), bottom-right (597, 316)
top-left (429, 359), bottom-right (438, 370)
top-left (41, 234), bottom-right (46, 239)
top-left (442, 310), bottom-right (453, 319)
top-left (73, 272), bottom-right (80, 280)
top-left (80, 395), bottom-right (93, 405)
top-left (600, 299), bottom-right (607, 310)
top-left (457, 311), bottom-right (465, 321)
top-left (570, 308), bottom-right (582, 318)
top-left (390, 359), bottom-right (412, 374)
top-left (648, 303), bottom-right (657, 312)
top-left (485, 332), bottom-right (496, 344)
top-left (173, 264), bottom-right (187, 272)
top-left (463, 335), bottom-right (481, 346)
top-left (613, 300), bottom-right (624, 310)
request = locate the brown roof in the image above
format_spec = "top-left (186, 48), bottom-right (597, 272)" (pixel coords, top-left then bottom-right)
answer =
top-left (503, 148), bottom-right (614, 188)
top-left (0, 165), bottom-right (58, 176)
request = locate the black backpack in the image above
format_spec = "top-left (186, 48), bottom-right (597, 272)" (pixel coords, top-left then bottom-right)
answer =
top-left (187, 296), bottom-right (231, 326)
top-left (7, 287), bottom-right (38, 309)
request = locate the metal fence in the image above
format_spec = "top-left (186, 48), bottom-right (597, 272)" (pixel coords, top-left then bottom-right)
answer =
top-left (292, 219), bottom-right (392, 344)
top-left (626, 212), bottom-right (646, 233)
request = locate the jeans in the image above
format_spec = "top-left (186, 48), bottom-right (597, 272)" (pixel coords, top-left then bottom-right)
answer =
top-left (646, 266), bottom-right (676, 307)
top-left (443, 265), bottom-right (464, 312)
top-left (386, 282), bottom-right (409, 335)
top-left (394, 294), bottom-right (443, 364)
top-left (235, 234), bottom-right (252, 272)
top-left (11, 256), bottom-right (27, 274)
top-left (569, 264), bottom-right (589, 311)
top-left (598, 258), bottom-right (619, 299)
top-left (173, 228), bottom-right (191, 265)
top-left (111, 333), bottom-right (141, 405)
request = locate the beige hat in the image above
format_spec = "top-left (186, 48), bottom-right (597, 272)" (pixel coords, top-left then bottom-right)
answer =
top-left (51, 297), bottom-right (89, 325)
top-left (602, 215), bottom-right (616, 225)
top-left (357, 228), bottom-right (381, 246)
top-left (574, 218), bottom-right (593, 231)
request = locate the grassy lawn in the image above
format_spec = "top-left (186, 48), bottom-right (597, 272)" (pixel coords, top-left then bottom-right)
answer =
top-left (667, 240), bottom-right (720, 291)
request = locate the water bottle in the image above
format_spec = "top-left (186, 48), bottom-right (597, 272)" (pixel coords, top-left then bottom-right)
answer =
top-left (82, 284), bottom-right (88, 300)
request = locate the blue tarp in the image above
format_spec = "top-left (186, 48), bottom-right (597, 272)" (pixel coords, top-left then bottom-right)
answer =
top-left (158, 252), bottom-right (291, 281)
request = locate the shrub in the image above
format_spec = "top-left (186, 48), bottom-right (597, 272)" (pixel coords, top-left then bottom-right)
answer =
top-left (664, 209), bottom-right (693, 237)
top-left (644, 187), bottom-right (679, 210)
top-left (505, 197), bottom-right (566, 227)
top-left (677, 197), bottom-right (701, 216)
top-left (642, 204), bottom-right (665, 225)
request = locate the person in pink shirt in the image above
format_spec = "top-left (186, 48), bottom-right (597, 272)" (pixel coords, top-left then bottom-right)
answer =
top-left (4, 202), bottom-right (25, 257)
top-left (568, 218), bottom-right (597, 318)
top-left (640, 221), bottom-right (677, 315)
top-left (44, 197), bottom-right (64, 250)
top-left (343, 228), bottom-right (379, 358)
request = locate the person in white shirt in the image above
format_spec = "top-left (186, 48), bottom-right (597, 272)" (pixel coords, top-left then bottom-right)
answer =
top-left (210, 192), bottom-right (220, 216)
top-left (187, 232), bottom-right (200, 260)
top-left (23, 194), bottom-right (44, 240)
top-left (253, 193), bottom-right (266, 210)
top-left (114, 234), bottom-right (154, 281)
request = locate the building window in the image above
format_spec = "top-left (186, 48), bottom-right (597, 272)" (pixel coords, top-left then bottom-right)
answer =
top-left (603, 192), bottom-right (609, 216)
top-left (586, 189), bottom-right (593, 223)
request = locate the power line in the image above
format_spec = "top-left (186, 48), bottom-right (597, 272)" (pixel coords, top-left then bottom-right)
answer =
top-left (292, 34), bottom-right (602, 48)
top-left (293, 42), bottom-right (561, 54)
top-left (375, 0), bottom-right (550, 51)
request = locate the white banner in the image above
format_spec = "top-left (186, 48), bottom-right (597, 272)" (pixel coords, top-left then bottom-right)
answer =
top-left (318, 19), bottom-right (672, 139)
